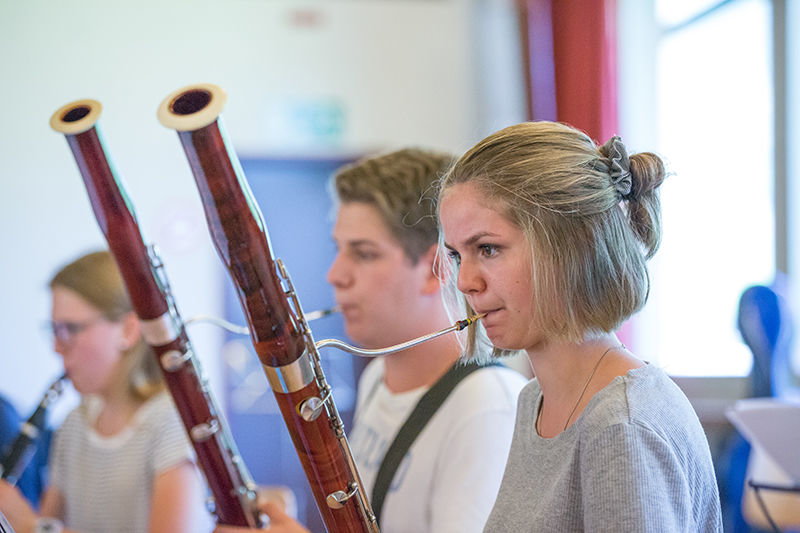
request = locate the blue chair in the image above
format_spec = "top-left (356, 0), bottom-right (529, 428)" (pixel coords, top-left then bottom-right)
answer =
top-left (719, 283), bottom-right (794, 532)
top-left (738, 284), bottom-right (793, 398)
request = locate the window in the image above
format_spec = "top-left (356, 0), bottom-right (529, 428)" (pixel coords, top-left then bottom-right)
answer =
top-left (629, 0), bottom-right (774, 376)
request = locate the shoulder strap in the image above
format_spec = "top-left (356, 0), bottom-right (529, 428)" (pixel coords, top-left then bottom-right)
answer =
top-left (370, 360), bottom-right (501, 525)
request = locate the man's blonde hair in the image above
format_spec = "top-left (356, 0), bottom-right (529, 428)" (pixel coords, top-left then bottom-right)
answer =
top-left (438, 121), bottom-right (666, 355)
top-left (332, 148), bottom-right (454, 263)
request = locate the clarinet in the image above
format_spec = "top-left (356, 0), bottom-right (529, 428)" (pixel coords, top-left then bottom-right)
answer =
top-left (49, 100), bottom-right (262, 528)
top-left (0, 375), bottom-right (66, 486)
top-left (158, 83), bottom-right (379, 533)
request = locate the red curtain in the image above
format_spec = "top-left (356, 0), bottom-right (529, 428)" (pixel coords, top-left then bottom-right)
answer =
top-left (519, 0), bottom-right (619, 142)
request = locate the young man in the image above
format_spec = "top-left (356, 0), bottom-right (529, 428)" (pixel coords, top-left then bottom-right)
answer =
top-left (326, 148), bottom-right (527, 533)
top-left (216, 148), bottom-right (527, 533)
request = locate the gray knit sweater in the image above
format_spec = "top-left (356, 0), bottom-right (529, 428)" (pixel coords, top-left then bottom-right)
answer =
top-left (484, 364), bottom-right (722, 532)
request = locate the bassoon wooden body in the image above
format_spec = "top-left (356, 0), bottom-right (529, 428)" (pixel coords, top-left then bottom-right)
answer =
top-left (49, 100), bottom-right (261, 528)
top-left (158, 83), bottom-right (378, 533)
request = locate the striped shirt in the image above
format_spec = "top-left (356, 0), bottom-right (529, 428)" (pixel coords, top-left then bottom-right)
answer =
top-left (49, 393), bottom-right (211, 533)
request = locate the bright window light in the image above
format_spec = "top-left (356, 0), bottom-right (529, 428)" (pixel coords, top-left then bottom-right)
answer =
top-left (649, 0), bottom-right (774, 376)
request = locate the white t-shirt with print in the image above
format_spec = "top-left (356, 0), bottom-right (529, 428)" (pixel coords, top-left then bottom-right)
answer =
top-left (349, 358), bottom-right (528, 533)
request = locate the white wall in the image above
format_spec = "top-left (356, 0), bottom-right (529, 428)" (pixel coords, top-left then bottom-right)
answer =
top-left (0, 0), bottom-right (493, 416)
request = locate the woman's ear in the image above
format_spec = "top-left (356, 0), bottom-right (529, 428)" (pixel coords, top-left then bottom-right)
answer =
top-left (419, 244), bottom-right (442, 295)
top-left (120, 311), bottom-right (141, 352)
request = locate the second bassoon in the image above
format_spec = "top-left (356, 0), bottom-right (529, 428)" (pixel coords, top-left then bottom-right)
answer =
top-left (50, 99), bottom-right (262, 528)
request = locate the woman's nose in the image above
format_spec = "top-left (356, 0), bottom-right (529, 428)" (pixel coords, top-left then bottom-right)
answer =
top-left (456, 259), bottom-right (485, 295)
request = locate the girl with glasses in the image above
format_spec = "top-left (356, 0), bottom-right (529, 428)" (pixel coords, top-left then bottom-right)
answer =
top-left (0, 251), bottom-right (211, 533)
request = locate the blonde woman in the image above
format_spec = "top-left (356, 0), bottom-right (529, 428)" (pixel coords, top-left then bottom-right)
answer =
top-left (0, 251), bottom-right (211, 533)
top-left (438, 121), bottom-right (722, 532)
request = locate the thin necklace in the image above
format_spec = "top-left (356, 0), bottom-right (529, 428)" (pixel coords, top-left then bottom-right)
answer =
top-left (536, 344), bottom-right (624, 435)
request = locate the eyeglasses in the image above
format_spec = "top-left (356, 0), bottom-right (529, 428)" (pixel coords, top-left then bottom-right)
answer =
top-left (46, 317), bottom-right (105, 344)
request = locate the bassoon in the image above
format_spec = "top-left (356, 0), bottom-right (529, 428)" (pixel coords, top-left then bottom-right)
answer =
top-left (0, 375), bottom-right (66, 486)
top-left (157, 83), bottom-right (379, 533)
top-left (49, 100), bottom-right (262, 527)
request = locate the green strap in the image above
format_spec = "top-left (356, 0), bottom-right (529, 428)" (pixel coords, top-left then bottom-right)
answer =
top-left (370, 360), bottom-right (500, 526)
